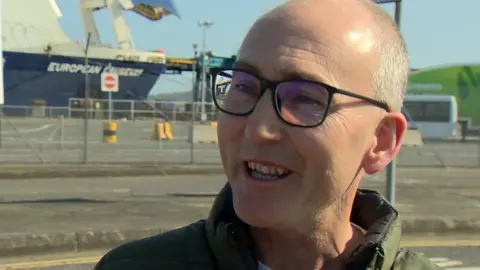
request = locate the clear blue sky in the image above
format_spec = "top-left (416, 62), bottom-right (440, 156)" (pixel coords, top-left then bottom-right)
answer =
top-left (56, 0), bottom-right (480, 95)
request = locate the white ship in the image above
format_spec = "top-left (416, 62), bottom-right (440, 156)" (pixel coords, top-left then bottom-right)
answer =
top-left (1, 0), bottom-right (180, 112)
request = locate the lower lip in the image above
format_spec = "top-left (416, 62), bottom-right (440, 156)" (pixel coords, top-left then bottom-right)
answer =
top-left (240, 163), bottom-right (291, 186)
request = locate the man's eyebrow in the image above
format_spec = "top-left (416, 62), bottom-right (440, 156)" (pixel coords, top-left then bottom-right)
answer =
top-left (232, 60), bottom-right (260, 74)
top-left (233, 60), bottom-right (330, 84)
top-left (280, 70), bottom-right (324, 82)
top-left (280, 66), bottom-right (335, 86)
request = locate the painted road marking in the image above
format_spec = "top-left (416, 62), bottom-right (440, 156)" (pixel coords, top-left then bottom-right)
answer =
top-left (1, 124), bottom-right (54, 135)
top-left (429, 257), bottom-right (480, 270)
top-left (446, 268), bottom-right (480, 270)
top-left (430, 257), bottom-right (464, 267)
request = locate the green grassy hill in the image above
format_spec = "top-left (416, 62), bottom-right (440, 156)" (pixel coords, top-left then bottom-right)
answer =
top-left (408, 65), bottom-right (480, 126)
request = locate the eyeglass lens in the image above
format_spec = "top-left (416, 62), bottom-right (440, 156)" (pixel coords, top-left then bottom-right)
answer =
top-left (213, 70), bottom-right (331, 126)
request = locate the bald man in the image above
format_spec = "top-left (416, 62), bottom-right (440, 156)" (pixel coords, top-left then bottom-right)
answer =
top-left (95, 1), bottom-right (441, 269)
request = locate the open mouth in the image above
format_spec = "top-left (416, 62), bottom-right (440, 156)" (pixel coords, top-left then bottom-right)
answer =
top-left (244, 161), bottom-right (292, 182)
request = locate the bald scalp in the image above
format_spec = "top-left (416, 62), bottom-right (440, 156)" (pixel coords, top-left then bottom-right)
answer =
top-left (365, 1), bottom-right (410, 112)
top-left (253, 0), bottom-right (409, 111)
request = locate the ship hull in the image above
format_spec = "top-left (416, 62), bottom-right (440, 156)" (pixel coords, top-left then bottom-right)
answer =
top-left (2, 51), bottom-right (165, 112)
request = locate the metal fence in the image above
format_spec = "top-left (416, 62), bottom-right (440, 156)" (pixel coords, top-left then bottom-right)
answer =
top-left (0, 102), bottom-right (479, 168)
top-left (2, 98), bottom-right (218, 123)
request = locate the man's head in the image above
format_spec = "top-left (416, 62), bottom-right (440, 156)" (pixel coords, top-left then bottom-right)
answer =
top-left (214, 0), bottom-right (409, 230)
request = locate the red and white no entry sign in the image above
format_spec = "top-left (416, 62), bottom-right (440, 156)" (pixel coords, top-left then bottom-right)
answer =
top-left (101, 73), bottom-right (119, 92)
top-left (104, 75), bottom-right (116, 88)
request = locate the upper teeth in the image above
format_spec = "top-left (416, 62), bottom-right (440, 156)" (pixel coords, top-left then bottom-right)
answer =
top-left (247, 162), bottom-right (289, 176)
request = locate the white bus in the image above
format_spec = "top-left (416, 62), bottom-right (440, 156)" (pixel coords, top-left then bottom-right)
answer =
top-left (402, 94), bottom-right (458, 139)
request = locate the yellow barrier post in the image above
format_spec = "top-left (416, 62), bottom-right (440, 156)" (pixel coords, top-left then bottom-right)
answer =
top-left (164, 122), bottom-right (174, 140)
top-left (103, 121), bottom-right (117, 143)
top-left (151, 121), bottom-right (167, 140)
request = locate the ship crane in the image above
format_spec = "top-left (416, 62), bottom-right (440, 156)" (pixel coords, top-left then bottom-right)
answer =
top-left (79, 0), bottom-right (179, 51)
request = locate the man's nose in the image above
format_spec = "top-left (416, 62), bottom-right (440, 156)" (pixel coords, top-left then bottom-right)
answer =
top-left (244, 91), bottom-right (282, 142)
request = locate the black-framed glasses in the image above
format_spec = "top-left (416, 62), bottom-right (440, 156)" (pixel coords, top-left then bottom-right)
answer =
top-left (210, 68), bottom-right (390, 128)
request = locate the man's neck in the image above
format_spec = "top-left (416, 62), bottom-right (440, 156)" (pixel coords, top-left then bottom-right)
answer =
top-left (250, 213), bottom-right (364, 270)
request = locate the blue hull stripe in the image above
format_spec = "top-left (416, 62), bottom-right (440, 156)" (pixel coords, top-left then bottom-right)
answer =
top-left (2, 51), bottom-right (166, 107)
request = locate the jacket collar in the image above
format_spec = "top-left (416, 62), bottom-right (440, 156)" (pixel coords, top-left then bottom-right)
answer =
top-left (205, 184), bottom-right (402, 270)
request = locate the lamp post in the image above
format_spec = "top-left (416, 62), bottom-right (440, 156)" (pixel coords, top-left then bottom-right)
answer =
top-left (192, 43), bottom-right (198, 103)
top-left (393, 1), bottom-right (402, 26)
top-left (198, 20), bottom-right (214, 122)
top-left (83, 32), bottom-right (92, 164)
top-left (0, 4), bottom-right (4, 151)
top-left (190, 43), bottom-right (198, 164)
top-left (376, 0), bottom-right (403, 205)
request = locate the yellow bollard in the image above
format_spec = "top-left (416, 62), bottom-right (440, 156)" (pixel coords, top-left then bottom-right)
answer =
top-left (164, 122), bottom-right (174, 140)
top-left (103, 121), bottom-right (117, 143)
top-left (151, 122), bottom-right (167, 140)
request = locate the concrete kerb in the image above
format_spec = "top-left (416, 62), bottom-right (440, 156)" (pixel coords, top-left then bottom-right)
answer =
top-left (0, 226), bottom-right (180, 258)
top-left (1, 219), bottom-right (479, 258)
top-left (401, 217), bottom-right (480, 234)
top-left (167, 192), bottom-right (219, 198)
top-left (0, 165), bottom-right (226, 179)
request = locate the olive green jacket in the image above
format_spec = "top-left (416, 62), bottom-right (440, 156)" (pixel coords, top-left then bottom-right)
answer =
top-left (95, 185), bottom-right (441, 270)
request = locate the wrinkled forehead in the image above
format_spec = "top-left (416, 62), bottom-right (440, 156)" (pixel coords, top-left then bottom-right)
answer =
top-left (238, 13), bottom-right (334, 80)
top-left (237, 1), bottom-right (378, 90)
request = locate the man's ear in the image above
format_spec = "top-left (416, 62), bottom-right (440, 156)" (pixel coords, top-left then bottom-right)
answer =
top-left (362, 112), bottom-right (407, 175)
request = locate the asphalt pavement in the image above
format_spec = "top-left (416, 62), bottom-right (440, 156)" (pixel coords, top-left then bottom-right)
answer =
top-left (0, 169), bottom-right (479, 258)
top-left (409, 246), bottom-right (480, 269)
top-left (0, 118), bottom-right (479, 167)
